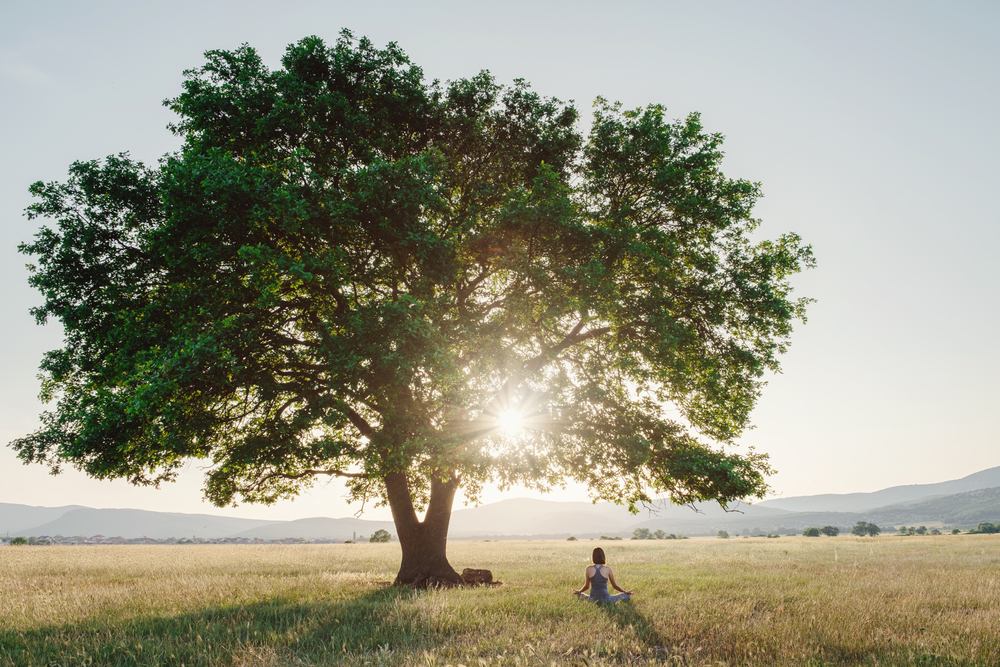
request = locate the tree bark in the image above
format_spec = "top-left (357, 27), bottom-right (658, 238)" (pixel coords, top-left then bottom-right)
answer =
top-left (385, 471), bottom-right (463, 587)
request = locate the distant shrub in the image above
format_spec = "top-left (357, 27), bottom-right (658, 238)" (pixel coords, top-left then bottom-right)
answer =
top-left (930, 528), bottom-right (941, 535)
top-left (820, 526), bottom-right (840, 537)
top-left (566, 536), bottom-right (577, 541)
top-left (971, 522), bottom-right (999, 534)
top-left (951, 528), bottom-right (961, 535)
top-left (717, 530), bottom-right (730, 539)
top-left (653, 529), bottom-right (667, 540)
top-left (631, 528), bottom-right (652, 540)
top-left (766, 534), bottom-right (780, 538)
top-left (803, 527), bottom-right (821, 537)
top-left (599, 535), bottom-right (623, 541)
top-left (10, 537), bottom-right (28, 546)
top-left (852, 521), bottom-right (881, 537)
top-left (369, 529), bottom-right (392, 543)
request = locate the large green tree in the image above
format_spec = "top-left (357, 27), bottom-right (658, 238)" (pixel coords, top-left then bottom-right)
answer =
top-left (14, 32), bottom-right (812, 585)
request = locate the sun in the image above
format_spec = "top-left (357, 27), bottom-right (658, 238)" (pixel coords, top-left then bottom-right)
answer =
top-left (496, 407), bottom-right (527, 438)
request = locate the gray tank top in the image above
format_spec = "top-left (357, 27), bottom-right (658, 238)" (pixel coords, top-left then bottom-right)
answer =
top-left (590, 564), bottom-right (610, 600)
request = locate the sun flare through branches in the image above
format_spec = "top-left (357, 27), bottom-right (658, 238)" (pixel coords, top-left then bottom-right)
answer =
top-left (496, 407), bottom-right (527, 439)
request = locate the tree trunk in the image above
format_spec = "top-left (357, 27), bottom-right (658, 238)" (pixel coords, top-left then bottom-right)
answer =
top-left (385, 471), bottom-right (462, 587)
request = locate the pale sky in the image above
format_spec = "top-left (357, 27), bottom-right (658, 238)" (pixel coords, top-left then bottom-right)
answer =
top-left (1, 1), bottom-right (997, 522)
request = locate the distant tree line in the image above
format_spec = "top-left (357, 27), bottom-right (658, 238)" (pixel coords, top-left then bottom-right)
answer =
top-left (800, 522), bottom-right (880, 537)
top-left (632, 528), bottom-right (688, 540)
top-left (969, 522), bottom-right (999, 534)
top-left (897, 522), bottom-right (998, 535)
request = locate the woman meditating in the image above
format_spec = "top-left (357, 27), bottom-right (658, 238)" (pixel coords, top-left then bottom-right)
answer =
top-left (574, 547), bottom-right (632, 603)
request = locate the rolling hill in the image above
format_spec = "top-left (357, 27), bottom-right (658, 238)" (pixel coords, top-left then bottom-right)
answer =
top-left (0, 502), bottom-right (86, 534)
top-left (757, 466), bottom-right (1000, 513)
top-left (235, 517), bottom-right (393, 541)
top-left (13, 507), bottom-right (274, 539)
top-left (4, 465), bottom-right (999, 539)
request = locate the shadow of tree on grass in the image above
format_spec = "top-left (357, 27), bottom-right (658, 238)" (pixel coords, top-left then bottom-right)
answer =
top-left (0, 586), bottom-right (440, 666)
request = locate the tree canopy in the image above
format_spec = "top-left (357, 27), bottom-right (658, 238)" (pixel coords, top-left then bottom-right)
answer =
top-left (14, 31), bottom-right (812, 533)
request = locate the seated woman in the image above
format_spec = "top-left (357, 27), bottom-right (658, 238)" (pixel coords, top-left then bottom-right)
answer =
top-left (574, 547), bottom-right (632, 603)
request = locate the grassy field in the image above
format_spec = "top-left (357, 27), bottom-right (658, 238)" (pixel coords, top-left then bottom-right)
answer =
top-left (1, 536), bottom-right (999, 666)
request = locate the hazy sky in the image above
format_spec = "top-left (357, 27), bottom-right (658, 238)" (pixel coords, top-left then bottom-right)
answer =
top-left (1, 1), bottom-right (997, 522)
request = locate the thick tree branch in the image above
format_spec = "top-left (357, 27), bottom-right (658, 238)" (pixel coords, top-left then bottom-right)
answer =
top-left (498, 320), bottom-right (611, 395)
top-left (343, 405), bottom-right (376, 439)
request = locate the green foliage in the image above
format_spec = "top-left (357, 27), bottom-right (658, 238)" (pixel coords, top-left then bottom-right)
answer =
top-left (10, 537), bottom-right (28, 546)
top-left (802, 527), bottom-right (820, 537)
top-left (951, 528), bottom-right (961, 535)
top-left (717, 530), bottom-right (729, 539)
top-left (632, 528), bottom-right (652, 540)
top-left (970, 522), bottom-right (999, 534)
top-left (819, 525), bottom-right (839, 537)
top-left (368, 529), bottom-right (392, 543)
top-left (566, 536), bottom-right (577, 541)
top-left (13, 31), bottom-right (812, 516)
top-left (852, 521), bottom-right (881, 537)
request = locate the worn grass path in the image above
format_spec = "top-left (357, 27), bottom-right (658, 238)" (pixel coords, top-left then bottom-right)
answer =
top-left (2, 536), bottom-right (998, 665)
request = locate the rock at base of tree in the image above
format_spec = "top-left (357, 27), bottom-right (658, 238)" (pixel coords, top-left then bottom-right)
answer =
top-left (461, 568), bottom-right (500, 586)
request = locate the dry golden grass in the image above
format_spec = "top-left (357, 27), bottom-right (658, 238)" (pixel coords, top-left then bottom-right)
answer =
top-left (2, 535), bottom-right (999, 665)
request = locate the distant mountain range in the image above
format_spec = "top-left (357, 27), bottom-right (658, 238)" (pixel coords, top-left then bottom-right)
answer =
top-left (4, 466), bottom-right (999, 540)
top-left (756, 466), bottom-right (1000, 513)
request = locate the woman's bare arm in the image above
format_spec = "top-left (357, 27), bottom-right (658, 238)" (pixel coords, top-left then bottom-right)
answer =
top-left (607, 568), bottom-right (631, 594)
top-left (574, 567), bottom-right (592, 594)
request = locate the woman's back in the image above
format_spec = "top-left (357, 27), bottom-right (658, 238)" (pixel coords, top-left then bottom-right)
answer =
top-left (575, 547), bottom-right (631, 604)
top-left (588, 564), bottom-right (611, 600)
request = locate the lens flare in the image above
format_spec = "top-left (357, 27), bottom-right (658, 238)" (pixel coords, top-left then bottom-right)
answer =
top-left (496, 408), bottom-right (526, 438)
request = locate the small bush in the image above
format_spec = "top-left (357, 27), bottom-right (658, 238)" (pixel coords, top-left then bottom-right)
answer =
top-left (717, 530), bottom-right (730, 539)
top-left (803, 527), bottom-right (821, 537)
